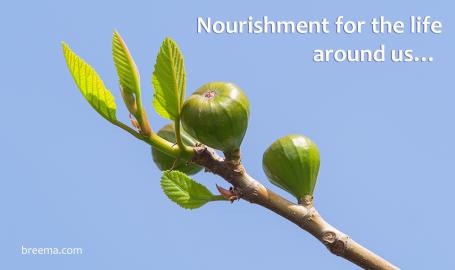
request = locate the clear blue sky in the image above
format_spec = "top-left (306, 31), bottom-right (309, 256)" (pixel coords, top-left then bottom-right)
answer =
top-left (1, 0), bottom-right (453, 269)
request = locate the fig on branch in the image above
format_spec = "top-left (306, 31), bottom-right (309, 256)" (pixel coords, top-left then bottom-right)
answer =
top-left (152, 123), bottom-right (202, 175)
top-left (181, 82), bottom-right (249, 155)
top-left (262, 135), bottom-right (320, 202)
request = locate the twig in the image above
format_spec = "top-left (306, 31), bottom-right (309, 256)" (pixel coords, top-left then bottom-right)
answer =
top-left (191, 146), bottom-right (398, 270)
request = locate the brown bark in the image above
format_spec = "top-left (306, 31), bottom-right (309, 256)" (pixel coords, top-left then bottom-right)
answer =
top-left (192, 146), bottom-right (398, 270)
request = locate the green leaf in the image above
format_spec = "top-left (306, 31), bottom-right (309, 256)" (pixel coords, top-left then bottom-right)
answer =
top-left (112, 31), bottom-right (140, 96)
top-left (62, 42), bottom-right (117, 121)
top-left (161, 170), bottom-right (216, 209)
top-left (152, 37), bottom-right (186, 120)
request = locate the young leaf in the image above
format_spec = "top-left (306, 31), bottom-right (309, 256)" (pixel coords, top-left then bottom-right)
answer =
top-left (161, 170), bottom-right (217, 209)
top-left (62, 42), bottom-right (117, 121)
top-left (152, 37), bottom-right (186, 120)
top-left (112, 31), bottom-right (141, 96)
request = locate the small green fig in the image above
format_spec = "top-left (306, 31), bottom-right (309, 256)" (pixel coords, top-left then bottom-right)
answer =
top-left (151, 123), bottom-right (202, 175)
top-left (262, 135), bottom-right (320, 202)
top-left (181, 82), bottom-right (249, 154)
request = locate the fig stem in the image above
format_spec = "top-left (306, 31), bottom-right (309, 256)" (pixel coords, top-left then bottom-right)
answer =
top-left (223, 149), bottom-right (241, 165)
top-left (174, 116), bottom-right (192, 154)
top-left (298, 195), bottom-right (314, 208)
top-left (211, 195), bottom-right (228, 201)
top-left (132, 92), bottom-right (152, 136)
top-left (111, 120), bottom-right (193, 159)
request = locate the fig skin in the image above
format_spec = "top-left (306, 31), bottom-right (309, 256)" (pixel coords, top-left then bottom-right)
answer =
top-left (262, 135), bottom-right (320, 201)
top-left (181, 82), bottom-right (249, 153)
top-left (151, 123), bottom-right (202, 175)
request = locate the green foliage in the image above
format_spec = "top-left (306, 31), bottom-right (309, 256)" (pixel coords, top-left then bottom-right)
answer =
top-left (112, 31), bottom-right (141, 96)
top-left (161, 171), bottom-right (220, 209)
top-left (62, 42), bottom-right (117, 121)
top-left (152, 38), bottom-right (186, 120)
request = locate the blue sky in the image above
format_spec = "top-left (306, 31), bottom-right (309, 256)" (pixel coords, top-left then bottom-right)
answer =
top-left (1, 0), bottom-right (454, 269)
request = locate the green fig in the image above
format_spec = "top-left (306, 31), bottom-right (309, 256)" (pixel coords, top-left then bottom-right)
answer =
top-left (151, 123), bottom-right (202, 175)
top-left (181, 82), bottom-right (250, 154)
top-left (262, 135), bottom-right (320, 202)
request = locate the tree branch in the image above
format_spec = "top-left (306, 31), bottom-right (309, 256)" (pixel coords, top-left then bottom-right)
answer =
top-left (191, 146), bottom-right (398, 270)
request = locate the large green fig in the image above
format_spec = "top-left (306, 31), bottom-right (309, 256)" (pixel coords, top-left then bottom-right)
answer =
top-left (262, 135), bottom-right (320, 202)
top-left (151, 123), bottom-right (202, 175)
top-left (181, 82), bottom-right (249, 154)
